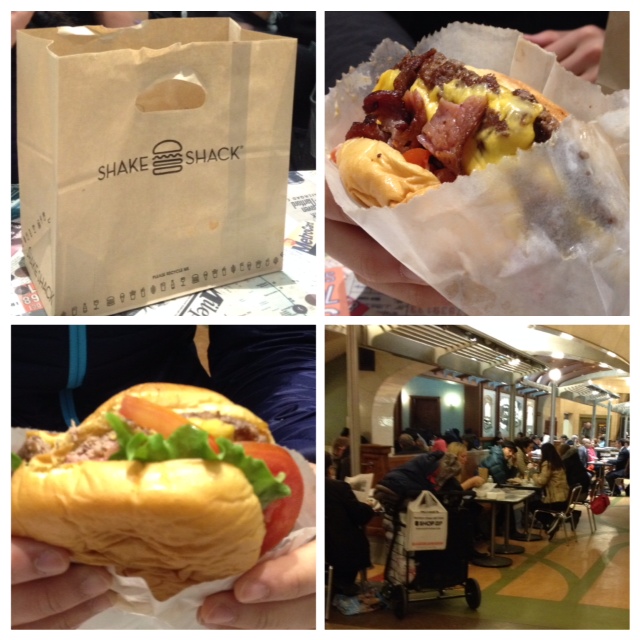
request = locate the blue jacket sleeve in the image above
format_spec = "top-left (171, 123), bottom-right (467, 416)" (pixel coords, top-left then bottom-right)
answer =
top-left (208, 326), bottom-right (316, 462)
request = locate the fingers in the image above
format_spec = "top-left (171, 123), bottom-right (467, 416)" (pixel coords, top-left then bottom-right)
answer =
top-left (12, 537), bottom-right (70, 585)
top-left (234, 540), bottom-right (316, 603)
top-left (325, 182), bottom-right (356, 225)
top-left (326, 218), bottom-right (415, 285)
top-left (12, 539), bottom-right (114, 629)
top-left (524, 26), bottom-right (604, 82)
top-left (523, 30), bottom-right (560, 49)
top-left (13, 590), bottom-right (116, 631)
top-left (12, 564), bottom-right (113, 628)
top-left (199, 541), bottom-right (316, 629)
top-left (327, 218), bottom-right (454, 309)
top-left (357, 275), bottom-right (454, 310)
top-left (199, 592), bottom-right (315, 630)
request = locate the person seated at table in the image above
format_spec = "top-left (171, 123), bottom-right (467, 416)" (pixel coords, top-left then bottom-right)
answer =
top-left (514, 437), bottom-right (535, 478)
top-left (582, 438), bottom-right (598, 472)
top-left (531, 435), bottom-right (542, 451)
top-left (331, 436), bottom-right (352, 481)
top-left (559, 434), bottom-right (570, 446)
top-left (447, 442), bottom-right (485, 490)
top-left (462, 430), bottom-right (481, 451)
top-left (479, 440), bottom-right (518, 484)
top-left (397, 432), bottom-right (427, 454)
top-left (560, 444), bottom-right (591, 503)
top-left (529, 442), bottom-right (570, 540)
top-left (606, 438), bottom-right (630, 496)
top-left (430, 432), bottom-right (448, 453)
top-left (373, 451), bottom-right (444, 508)
top-left (598, 435), bottom-right (607, 447)
top-left (406, 453), bottom-right (489, 570)
top-left (325, 453), bottom-right (376, 596)
top-left (489, 435), bottom-right (504, 448)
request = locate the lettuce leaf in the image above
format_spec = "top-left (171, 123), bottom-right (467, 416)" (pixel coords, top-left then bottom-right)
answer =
top-left (105, 413), bottom-right (290, 509)
top-left (11, 452), bottom-right (22, 472)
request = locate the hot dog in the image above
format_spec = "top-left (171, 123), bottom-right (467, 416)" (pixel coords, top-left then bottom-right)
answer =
top-left (333, 48), bottom-right (568, 207)
top-left (11, 383), bottom-right (304, 601)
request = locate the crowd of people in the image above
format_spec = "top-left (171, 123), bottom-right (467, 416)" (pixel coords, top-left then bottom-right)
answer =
top-left (326, 427), bottom-right (630, 594)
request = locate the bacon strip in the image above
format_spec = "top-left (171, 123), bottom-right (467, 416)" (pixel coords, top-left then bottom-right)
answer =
top-left (417, 96), bottom-right (488, 176)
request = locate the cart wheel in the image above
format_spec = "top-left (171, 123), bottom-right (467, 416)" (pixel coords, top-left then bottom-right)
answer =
top-left (465, 578), bottom-right (481, 610)
top-left (391, 584), bottom-right (408, 619)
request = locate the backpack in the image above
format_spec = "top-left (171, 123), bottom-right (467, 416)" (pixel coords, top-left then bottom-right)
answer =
top-left (590, 494), bottom-right (610, 515)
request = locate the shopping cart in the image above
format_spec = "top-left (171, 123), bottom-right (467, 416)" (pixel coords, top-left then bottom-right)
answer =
top-left (376, 489), bottom-right (481, 619)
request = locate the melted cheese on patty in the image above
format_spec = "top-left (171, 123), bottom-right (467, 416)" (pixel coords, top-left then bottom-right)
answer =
top-left (374, 68), bottom-right (543, 174)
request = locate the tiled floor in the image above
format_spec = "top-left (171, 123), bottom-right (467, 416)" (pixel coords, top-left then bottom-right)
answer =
top-left (326, 497), bottom-right (630, 630)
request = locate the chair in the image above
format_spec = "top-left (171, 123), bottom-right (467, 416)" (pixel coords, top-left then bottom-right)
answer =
top-left (574, 477), bottom-right (601, 533)
top-left (325, 564), bottom-right (334, 620)
top-left (528, 484), bottom-right (583, 542)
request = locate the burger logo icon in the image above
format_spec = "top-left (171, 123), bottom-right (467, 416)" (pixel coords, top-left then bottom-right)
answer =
top-left (152, 139), bottom-right (183, 175)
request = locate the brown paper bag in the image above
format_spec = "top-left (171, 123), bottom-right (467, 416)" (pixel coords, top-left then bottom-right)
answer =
top-left (18, 19), bottom-right (297, 315)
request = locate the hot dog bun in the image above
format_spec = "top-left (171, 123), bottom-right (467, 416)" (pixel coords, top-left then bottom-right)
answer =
top-left (11, 383), bottom-right (276, 601)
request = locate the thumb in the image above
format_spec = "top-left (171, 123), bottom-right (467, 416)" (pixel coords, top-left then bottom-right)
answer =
top-left (234, 540), bottom-right (316, 603)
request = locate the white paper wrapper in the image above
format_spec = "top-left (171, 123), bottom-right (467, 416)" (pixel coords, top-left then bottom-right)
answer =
top-left (11, 428), bottom-right (316, 629)
top-left (326, 22), bottom-right (629, 315)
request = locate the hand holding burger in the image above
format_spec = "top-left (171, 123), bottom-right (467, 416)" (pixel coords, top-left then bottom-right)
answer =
top-left (11, 383), bottom-right (305, 609)
top-left (326, 183), bottom-right (455, 310)
top-left (11, 537), bottom-right (114, 630)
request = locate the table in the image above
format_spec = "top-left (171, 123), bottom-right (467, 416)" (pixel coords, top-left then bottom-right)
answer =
top-left (473, 488), bottom-right (535, 568)
top-left (593, 458), bottom-right (619, 485)
top-left (11, 171), bottom-right (317, 316)
top-left (500, 481), bottom-right (543, 542)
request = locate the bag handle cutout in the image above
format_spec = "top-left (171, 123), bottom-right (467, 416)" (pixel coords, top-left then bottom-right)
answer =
top-left (136, 76), bottom-right (206, 112)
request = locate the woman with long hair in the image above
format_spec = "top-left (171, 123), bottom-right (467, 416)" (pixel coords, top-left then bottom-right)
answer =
top-left (514, 437), bottom-right (534, 478)
top-left (447, 441), bottom-right (485, 490)
top-left (529, 442), bottom-right (570, 539)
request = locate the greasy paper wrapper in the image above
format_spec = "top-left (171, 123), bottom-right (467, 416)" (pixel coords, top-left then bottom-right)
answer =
top-left (11, 428), bottom-right (316, 630)
top-left (326, 22), bottom-right (629, 315)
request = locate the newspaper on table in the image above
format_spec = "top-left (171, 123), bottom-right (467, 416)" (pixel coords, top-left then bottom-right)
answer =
top-left (11, 171), bottom-right (316, 317)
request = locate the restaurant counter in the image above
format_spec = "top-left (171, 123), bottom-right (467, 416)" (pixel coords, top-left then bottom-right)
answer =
top-left (11, 171), bottom-right (317, 317)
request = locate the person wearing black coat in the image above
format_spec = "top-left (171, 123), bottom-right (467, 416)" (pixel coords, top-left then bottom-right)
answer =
top-left (11, 325), bottom-right (316, 461)
top-left (560, 444), bottom-right (591, 501)
top-left (325, 456), bottom-right (376, 594)
top-left (375, 451), bottom-right (444, 501)
top-left (606, 439), bottom-right (630, 495)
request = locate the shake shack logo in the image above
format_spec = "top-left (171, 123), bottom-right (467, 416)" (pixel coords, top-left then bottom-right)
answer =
top-left (152, 140), bottom-right (183, 175)
top-left (97, 139), bottom-right (243, 180)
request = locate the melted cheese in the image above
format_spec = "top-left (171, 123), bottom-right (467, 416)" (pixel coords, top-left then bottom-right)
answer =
top-left (372, 66), bottom-right (543, 173)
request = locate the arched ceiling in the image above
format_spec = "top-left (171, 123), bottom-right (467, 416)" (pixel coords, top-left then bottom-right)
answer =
top-left (326, 324), bottom-right (630, 406)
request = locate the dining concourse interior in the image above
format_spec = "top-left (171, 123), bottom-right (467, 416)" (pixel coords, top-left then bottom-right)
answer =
top-left (325, 324), bottom-right (630, 630)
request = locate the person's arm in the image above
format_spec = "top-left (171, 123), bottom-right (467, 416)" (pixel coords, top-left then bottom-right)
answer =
top-left (11, 11), bottom-right (34, 46)
top-left (460, 475), bottom-right (484, 490)
top-left (93, 12), bottom-right (148, 27)
top-left (524, 25), bottom-right (606, 83)
top-left (12, 537), bottom-right (113, 630)
top-left (326, 185), bottom-right (454, 309)
top-left (208, 326), bottom-right (315, 461)
top-left (532, 462), bottom-right (551, 487)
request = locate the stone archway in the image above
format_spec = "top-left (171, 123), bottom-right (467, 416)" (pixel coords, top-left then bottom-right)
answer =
top-left (370, 361), bottom-right (431, 446)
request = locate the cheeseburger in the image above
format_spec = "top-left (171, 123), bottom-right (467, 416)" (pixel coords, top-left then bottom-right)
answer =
top-left (11, 383), bottom-right (303, 601)
top-left (333, 48), bottom-right (568, 207)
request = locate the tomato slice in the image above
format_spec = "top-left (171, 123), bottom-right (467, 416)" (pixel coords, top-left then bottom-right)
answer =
top-left (402, 147), bottom-right (430, 168)
top-left (119, 395), bottom-right (190, 438)
top-left (241, 442), bottom-right (304, 554)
